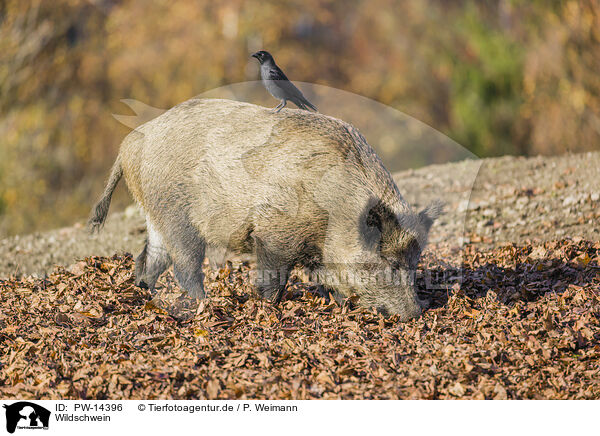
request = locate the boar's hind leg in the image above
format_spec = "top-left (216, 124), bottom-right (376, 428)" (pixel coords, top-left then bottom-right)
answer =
top-left (167, 222), bottom-right (207, 300)
top-left (253, 235), bottom-right (291, 302)
top-left (173, 260), bottom-right (205, 300)
top-left (135, 223), bottom-right (172, 291)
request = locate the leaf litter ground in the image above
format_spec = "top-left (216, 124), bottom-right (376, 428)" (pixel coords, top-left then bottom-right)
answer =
top-left (1, 238), bottom-right (598, 399)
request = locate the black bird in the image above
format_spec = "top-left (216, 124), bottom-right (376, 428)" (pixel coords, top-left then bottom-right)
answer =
top-left (251, 50), bottom-right (317, 113)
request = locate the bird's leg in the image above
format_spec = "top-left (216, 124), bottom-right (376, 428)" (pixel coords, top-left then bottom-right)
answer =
top-left (275, 98), bottom-right (287, 113)
top-left (271, 100), bottom-right (283, 112)
top-left (274, 99), bottom-right (287, 113)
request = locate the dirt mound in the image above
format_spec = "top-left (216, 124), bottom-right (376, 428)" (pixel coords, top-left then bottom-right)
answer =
top-left (1, 238), bottom-right (598, 399)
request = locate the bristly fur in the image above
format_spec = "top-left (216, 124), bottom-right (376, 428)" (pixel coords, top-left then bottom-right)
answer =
top-left (89, 98), bottom-right (441, 320)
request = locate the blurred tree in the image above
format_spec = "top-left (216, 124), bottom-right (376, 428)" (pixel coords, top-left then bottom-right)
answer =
top-left (0, 0), bottom-right (598, 236)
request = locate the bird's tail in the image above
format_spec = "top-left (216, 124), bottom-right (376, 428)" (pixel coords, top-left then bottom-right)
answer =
top-left (293, 96), bottom-right (317, 112)
top-left (88, 154), bottom-right (123, 233)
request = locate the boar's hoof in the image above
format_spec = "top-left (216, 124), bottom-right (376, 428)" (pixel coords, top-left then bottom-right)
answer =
top-left (173, 264), bottom-right (206, 300)
top-left (136, 278), bottom-right (149, 289)
top-left (257, 285), bottom-right (284, 303)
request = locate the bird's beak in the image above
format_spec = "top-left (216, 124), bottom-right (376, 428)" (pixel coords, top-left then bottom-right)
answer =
top-left (251, 52), bottom-right (259, 59)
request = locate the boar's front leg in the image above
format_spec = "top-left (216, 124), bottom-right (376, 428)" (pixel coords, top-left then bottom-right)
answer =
top-left (253, 235), bottom-right (291, 302)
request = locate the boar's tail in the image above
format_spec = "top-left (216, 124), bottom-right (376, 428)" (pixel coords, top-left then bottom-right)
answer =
top-left (88, 154), bottom-right (123, 233)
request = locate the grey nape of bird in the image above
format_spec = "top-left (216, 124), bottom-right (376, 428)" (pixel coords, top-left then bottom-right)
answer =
top-left (251, 50), bottom-right (317, 113)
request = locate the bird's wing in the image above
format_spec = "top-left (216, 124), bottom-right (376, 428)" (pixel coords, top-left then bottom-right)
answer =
top-left (269, 69), bottom-right (317, 110)
top-left (268, 65), bottom-right (290, 81)
top-left (269, 68), bottom-right (306, 99)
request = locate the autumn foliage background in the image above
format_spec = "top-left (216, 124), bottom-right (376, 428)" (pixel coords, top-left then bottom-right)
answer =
top-left (0, 0), bottom-right (599, 237)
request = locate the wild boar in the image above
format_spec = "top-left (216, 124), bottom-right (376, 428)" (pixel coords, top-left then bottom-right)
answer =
top-left (89, 98), bottom-right (441, 320)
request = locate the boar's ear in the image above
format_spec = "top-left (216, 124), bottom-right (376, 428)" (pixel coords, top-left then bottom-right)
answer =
top-left (418, 200), bottom-right (444, 233)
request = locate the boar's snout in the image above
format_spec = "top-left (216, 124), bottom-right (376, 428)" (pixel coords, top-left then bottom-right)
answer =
top-left (372, 286), bottom-right (423, 321)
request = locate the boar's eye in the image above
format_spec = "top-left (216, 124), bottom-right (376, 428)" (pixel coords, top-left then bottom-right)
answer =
top-left (401, 238), bottom-right (422, 270)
